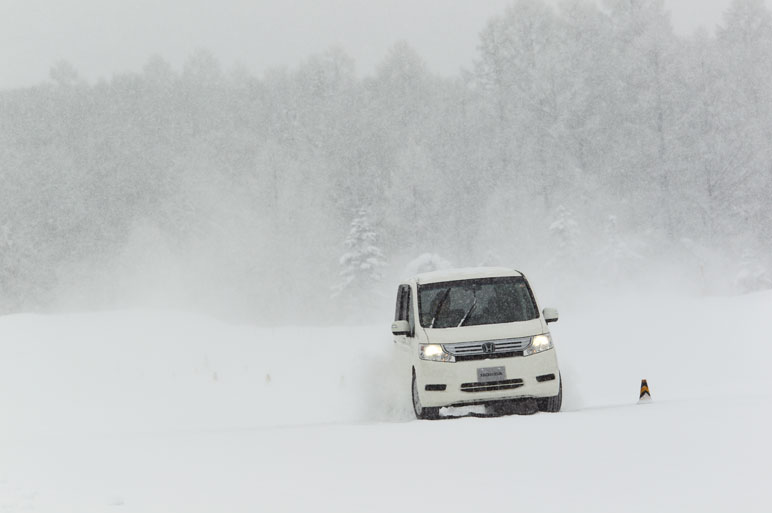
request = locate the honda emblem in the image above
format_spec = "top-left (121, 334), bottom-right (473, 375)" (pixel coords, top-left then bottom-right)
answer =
top-left (482, 342), bottom-right (496, 353)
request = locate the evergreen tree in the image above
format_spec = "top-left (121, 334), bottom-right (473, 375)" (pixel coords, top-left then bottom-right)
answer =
top-left (548, 205), bottom-right (580, 269)
top-left (332, 209), bottom-right (387, 321)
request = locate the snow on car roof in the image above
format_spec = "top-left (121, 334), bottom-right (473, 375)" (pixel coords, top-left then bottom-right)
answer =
top-left (413, 266), bottom-right (522, 285)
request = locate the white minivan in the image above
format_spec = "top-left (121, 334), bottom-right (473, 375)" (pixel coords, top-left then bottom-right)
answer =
top-left (391, 267), bottom-right (562, 419)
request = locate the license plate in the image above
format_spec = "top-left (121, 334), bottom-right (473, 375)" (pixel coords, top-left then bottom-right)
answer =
top-left (477, 366), bottom-right (506, 383)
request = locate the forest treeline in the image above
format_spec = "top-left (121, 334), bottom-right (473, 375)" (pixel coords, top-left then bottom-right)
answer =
top-left (1, 0), bottom-right (771, 321)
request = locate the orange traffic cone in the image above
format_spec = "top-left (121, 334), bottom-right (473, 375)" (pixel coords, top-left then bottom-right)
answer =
top-left (638, 379), bottom-right (651, 403)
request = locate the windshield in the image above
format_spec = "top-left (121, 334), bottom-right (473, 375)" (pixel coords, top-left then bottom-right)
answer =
top-left (418, 276), bottom-right (538, 328)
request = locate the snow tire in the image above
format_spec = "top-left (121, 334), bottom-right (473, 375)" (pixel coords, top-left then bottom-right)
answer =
top-left (412, 369), bottom-right (440, 420)
top-left (537, 374), bottom-right (562, 413)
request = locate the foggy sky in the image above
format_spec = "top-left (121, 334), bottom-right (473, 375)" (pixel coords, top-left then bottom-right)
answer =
top-left (1, 0), bottom-right (762, 89)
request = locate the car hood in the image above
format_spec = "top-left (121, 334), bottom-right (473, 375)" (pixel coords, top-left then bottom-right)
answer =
top-left (421, 318), bottom-right (546, 345)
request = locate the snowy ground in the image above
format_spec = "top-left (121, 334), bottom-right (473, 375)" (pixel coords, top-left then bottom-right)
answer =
top-left (1, 292), bottom-right (771, 512)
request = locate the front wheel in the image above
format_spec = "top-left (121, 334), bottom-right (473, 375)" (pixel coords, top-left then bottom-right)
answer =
top-left (412, 369), bottom-right (440, 420)
top-left (537, 374), bottom-right (562, 412)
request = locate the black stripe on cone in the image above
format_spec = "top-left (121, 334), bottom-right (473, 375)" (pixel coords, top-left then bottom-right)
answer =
top-left (639, 379), bottom-right (651, 402)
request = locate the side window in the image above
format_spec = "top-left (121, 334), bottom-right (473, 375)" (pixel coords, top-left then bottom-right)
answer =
top-left (401, 288), bottom-right (409, 322)
top-left (395, 285), bottom-right (414, 337)
top-left (405, 287), bottom-right (414, 336)
top-left (395, 285), bottom-right (410, 320)
top-left (394, 286), bottom-right (403, 322)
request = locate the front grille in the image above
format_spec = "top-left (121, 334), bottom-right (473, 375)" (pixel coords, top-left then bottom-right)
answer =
top-left (455, 351), bottom-right (523, 362)
top-left (444, 337), bottom-right (530, 359)
top-left (460, 378), bottom-right (524, 393)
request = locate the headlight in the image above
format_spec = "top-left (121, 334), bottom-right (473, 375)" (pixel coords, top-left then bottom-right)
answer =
top-left (524, 333), bottom-right (553, 356)
top-left (419, 344), bottom-right (456, 363)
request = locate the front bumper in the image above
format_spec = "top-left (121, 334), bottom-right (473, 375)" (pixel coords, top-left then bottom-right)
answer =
top-left (414, 348), bottom-right (560, 408)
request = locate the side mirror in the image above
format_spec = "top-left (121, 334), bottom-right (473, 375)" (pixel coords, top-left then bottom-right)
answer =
top-left (543, 307), bottom-right (559, 324)
top-left (391, 320), bottom-right (410, 335)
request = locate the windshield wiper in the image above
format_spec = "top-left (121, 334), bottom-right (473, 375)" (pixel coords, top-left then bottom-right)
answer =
top-left (430, 288), bottom-right (452, 328)
top-left (458, 291), bottom-right (477, 327)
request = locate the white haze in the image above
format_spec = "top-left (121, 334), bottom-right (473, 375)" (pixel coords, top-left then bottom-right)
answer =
top-left (1, 0), bottom-right (766, 89)
top-left (1, 0), bottom-right (771, 324)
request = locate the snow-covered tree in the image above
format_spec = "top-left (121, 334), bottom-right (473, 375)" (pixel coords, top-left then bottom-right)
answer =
top-left (403, 253), bottom-right (452, 278)
top-left (478, 250), bottom-right (504, 268)
top-left (332, 209), bottom-right (387, 321)
top-left (2, 0), bottom-right (772, 316)
top-left (475, 0), bottom-right (563, 207)
top-left (544, 205), bottom-right (582, 298)
top-left (49, 60), bottom-right (83, 88)
top-left (597, 215), bottom-right (644, 284)
top-left (548, 205), bottom-right (580, 269)
top-left (734, 249), bottom-right (772, 294)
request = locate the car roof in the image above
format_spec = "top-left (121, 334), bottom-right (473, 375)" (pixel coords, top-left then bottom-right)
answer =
top-left (411, 266), bottom-right (523, 285)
